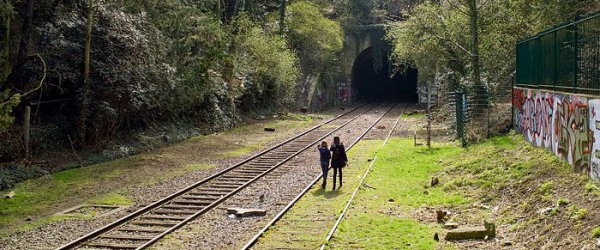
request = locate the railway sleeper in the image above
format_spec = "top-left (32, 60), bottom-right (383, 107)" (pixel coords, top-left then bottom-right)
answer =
top-left (117, 226), bottom-right (169, 233)
top-left (152, 209), bottom-right (197, 215)
top-left (232, 170), bottom-right (264, 174)
top-left (207, 184), bottom-right (241, 189)
top-left (86, 242), bottom-right (141, 249)
top-left (162, 204), bottom-right (206, 210)
top-left (187, 191), bottom-right (227, 196)
top-left (196, 187), bottom-right (235, 192)
top-left (172, 199), bottom-right (213, 206)
top-left (141, 214), bottom-right (188, 221)
top-left (98, 234), bottom-right (156, 241)
top-left (130, 220), bottom-right (178, 227)
top-left (180, 194), bottom-right (222, 200)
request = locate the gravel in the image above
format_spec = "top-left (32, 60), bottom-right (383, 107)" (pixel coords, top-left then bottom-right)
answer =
top-left (0, 104), bottom-right (403, 250)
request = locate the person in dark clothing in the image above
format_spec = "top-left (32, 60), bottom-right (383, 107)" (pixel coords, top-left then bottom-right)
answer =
top-left (317, 141), bottom-right (331, 189)
top-left (330, 136), bottom-right (348, 190)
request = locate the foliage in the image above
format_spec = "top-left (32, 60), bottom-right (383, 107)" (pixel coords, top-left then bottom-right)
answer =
top-left (388, 0), bottom-right (599, 90)
top-left (234, 14), bottom-right (300, 109)
top-left (287, 1), bottom-right (343, 69)
top-left (593, 226), bottom-right (600, 238)
top-left (0, 90), bottom-right (19, 132)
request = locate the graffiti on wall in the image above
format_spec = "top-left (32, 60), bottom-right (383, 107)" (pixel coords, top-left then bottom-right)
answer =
top-left (337, 82), bottom-right (351, 103)
top-left (589, 100), bottom-right (600, 181)
top-left (513, 88), bottom-right (594, 177)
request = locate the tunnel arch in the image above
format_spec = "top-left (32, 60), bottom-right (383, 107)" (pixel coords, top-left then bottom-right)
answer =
top-left (351, 47), bottom-right (418, 102)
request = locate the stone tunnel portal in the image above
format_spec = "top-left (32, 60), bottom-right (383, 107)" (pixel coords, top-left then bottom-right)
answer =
top-left (351, 47), bottom-right (418, 102)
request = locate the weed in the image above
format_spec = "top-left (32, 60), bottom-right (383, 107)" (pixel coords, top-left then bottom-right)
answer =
top-left (556, 198), bottom-right (570, 207)
top-left (592, 227), bottom-right (600, 238)
top-left (585, 181), bottom-right (600, 196)
top-left (567, 205), bottom-right (586, 220)
top-left (539, 181), bottom-right (554, 195)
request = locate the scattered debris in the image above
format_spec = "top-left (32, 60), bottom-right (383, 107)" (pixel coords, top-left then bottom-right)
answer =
top-left (538, 206), bottom-right (556, 215)
top-left (259, 193), bottom-right (265, 203)
top-left (339, 106), bottom-right (346, 111)
top-left (367, 158), bottom-right (374, 162)
top-left (438, 159), bottom-right (443, 163)
top-left (5, 191), bottom-right (15, 199)
top-left (25, 217), bottom-right (32, 221)
top-left (300, 107), bottom-right (308, 113)
top-left (501, 240), bottom-right (513, 246)
top-left (387, 198), bottom-right (395, 203)
top-left (431, 177), bottom-right (440, 187)
top-left (346, 129), bottom-right (351, 133)
top-left (363, 183), bottom-right (377, 190)
top-left (473, 203), bottom-right (491, 210)
top-left (376, 125), bottom-right (386, 129)
top-left (444, 222), bottom-right (459, 229)
top-left (226, 208), bottom-right (267, 217)
top-left (434, 232), bottom-right (439, 241)
top-left (264, 128), bottom-right (276, 132)
top-left (436, 210), bottom-right (451, 222)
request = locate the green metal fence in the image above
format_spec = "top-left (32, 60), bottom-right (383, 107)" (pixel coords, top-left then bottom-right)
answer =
top-left (516, 13), bottom-right (600, 94)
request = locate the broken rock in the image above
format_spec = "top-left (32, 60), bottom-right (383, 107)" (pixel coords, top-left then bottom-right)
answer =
top-left (444, 222), bottom-right (459, 229)
top-left (5, 191), bottom-right (14, 199)
top-left (431, 177), bottom-right (440, 187)
top-left (226, 208), bottom-right (267, 217)
top-left (445, 226), bottom-right (488, 241)
top-left (376, 125), bottom-right (386, 129)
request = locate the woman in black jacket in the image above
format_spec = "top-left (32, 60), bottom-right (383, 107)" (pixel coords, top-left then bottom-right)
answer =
top-left (330, 136), bottom-right (348, 190)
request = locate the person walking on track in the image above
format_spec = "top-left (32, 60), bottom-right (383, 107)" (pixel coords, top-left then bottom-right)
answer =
top-left (317, 141), bottom-right (331, 189)
top-left (330, 136), bottom-right (348, 190)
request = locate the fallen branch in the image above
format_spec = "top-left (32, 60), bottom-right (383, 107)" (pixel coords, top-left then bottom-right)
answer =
top-left (67, 135), bottom-right (83, 168)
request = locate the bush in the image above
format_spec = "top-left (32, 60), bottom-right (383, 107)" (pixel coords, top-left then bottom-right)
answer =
top-left (234, 15), bottom-right (300, 110)
top-left (287, 1), bottom-right (343, 69)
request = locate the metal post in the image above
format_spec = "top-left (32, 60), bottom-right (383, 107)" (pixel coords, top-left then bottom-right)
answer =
top-left (24, 106), bottom-right (31, 159)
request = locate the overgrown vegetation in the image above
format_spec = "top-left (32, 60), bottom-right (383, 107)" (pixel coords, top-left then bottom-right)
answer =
top-left (388, 0), bottom-right (599, 92)
top-left (331, 134), bottom-right (599, 249)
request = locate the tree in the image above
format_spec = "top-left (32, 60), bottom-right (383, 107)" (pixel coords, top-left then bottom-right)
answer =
top-left (78, 0), bottom-right (95, 142)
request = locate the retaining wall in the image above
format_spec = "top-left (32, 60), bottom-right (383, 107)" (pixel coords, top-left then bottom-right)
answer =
top-left (513, 87), bottom-right (600, 182)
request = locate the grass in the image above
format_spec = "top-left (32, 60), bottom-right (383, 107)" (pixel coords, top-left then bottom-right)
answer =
top-left (0, 113), bottom-right (323, 236)
top-left (218, 114), bottom-right (315, 158)
top-left (402, 113), bottom-right (426, 118)
top-left (255, 139), bottom-right (382, 249)
top-left (328, 139), bottom-right (467, 249)
top-left (592, 227), bottom-right (600, 238)
top-left (329, 133), bottom-right (576, 249)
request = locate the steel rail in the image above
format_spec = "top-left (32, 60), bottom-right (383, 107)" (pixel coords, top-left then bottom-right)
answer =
top-left (319, 103), bottom-right (410, 250)
top-left (240, 102), bottom-right (401, 250)
top-left (133, 105), bottom-right (382, 249)
top-left (56, 104), bottom-right (370, 250)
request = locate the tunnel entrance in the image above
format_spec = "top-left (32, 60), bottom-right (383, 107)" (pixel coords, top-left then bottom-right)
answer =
top-left (351, 47), bottom-right (418, 102)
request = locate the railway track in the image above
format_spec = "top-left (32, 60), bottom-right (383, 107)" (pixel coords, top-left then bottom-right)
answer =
top-left (242, 103), bottom-right (412, 250)
top-left (57, 104), bottom-right (387, 250)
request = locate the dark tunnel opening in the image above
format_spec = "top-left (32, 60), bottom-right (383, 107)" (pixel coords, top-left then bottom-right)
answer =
top-left (351, 47), bottom-right (418, 102)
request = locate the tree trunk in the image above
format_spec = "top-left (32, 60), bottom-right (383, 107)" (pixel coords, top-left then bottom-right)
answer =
top-left (467, 0), bottom-right (486, 106)
top-left (216, 0), bottom-right (221, 21)
top-left (279, 0), bottom-right (286, 36)
top-left (2, 5), bottom-right (10, 83)
top-left (78, 0), bottom-right (94, 143)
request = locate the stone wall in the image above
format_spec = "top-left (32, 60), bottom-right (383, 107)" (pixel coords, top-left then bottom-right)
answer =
top-left (513, 87), bottom-right (600, 182)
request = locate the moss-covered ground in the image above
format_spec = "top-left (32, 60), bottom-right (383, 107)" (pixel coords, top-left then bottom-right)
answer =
top-left (0, 113), bottom-right (319, 236)
top-left (254, 132), bottom-right (599, 249)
